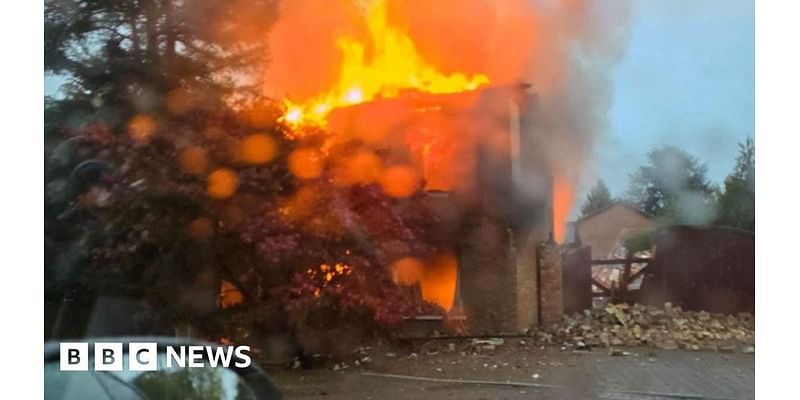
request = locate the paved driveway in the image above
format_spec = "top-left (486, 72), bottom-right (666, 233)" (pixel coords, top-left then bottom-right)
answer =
top-left (267, 347), bottom-right (754, 400)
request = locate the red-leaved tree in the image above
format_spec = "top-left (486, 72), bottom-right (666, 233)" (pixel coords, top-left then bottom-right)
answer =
top-left (52, 96), bottom-right (443, 356)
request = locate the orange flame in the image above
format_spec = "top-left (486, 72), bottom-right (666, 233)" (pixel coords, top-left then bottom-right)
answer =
top-left (552, 176), bottom-right (574, 244)
top-left (420, 252), bottom-right (458, 311)
top-left (391, 252), bottom-right (457, 311)
top-left (280, 0), bottom-right (489, 126)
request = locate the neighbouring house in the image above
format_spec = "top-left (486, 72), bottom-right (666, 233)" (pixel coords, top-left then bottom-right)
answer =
top-left (565, 202), bottom-right (654, 299)
top-left (567, 202), bottom-right (654, 260)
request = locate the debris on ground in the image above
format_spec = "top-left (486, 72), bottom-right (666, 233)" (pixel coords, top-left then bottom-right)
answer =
top-left (322, 304), bottom-right (753, 370)
top-left (470, 338), bottom-right (504, 354)
top-left (535, 303), bottom-right (754, 352)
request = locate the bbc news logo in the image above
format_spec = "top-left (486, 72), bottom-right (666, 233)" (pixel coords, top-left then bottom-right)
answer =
top-left (59, 342), bottom-right (252, 371)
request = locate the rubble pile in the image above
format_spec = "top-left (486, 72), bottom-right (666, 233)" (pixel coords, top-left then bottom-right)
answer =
top-left (534, 303), bottom-right (754, 353)
top-left (306, 303), bottom-right (755, 370)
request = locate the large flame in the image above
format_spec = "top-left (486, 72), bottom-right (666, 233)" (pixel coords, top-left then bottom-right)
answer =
top-left (552, 175), bottom-right (574, 243)
top-left (280, 0), bottom-right (489, 126)
top-left (260, 0), bottom-right (614, 312)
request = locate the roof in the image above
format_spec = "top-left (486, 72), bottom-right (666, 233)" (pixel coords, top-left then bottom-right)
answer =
top-left (564, 201), bottom-right (652, 245)
top-left (574, 201), bottom-right (651, 225)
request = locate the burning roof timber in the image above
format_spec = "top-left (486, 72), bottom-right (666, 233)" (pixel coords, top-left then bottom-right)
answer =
top-left (326, 83), bottom-right (554, 233)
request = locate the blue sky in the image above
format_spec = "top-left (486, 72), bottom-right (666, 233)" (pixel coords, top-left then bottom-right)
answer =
top-left (595, 0), bottom-right (754, 196)
top-left (45, 75), bottom-right (62, 96)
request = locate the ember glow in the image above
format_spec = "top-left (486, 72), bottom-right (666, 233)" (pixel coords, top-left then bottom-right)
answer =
top-left (307, 263), bottom-right (353, 298)
top-left (278, 0), bottom-right (489, 126)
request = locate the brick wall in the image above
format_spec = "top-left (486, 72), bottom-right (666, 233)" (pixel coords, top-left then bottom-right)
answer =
top-left (538, 242), bottom-right (563, 327)
top-left (458, 217), bottom-right (556, 334)
top-left (458, 216), bottom-right (516, 335)
top-left (512, 228), bottom-right (546, 332)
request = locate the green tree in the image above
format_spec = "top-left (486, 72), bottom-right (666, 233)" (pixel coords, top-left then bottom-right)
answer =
top-left (44, 0), bottom-right (278, 134)
top-left (580, 180), bottom-right (613, 218)
top-left (45, 0), bottom-right (280, 337)
top-left (625, 146), bottom-right (716, 224)
top-left (716, 137), bottom-right (755, 231)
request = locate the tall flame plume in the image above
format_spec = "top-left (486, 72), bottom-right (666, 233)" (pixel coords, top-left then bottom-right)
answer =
top-left (280, 0), bottom-right (489, 126)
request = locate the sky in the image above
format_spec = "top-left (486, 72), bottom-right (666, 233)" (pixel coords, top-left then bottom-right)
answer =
top-left (45, 0), bottom-right (755, 200)
top-left (594, 0), bottom-right (755, 197)
top-left (44, 74), bottom-right (64, 97)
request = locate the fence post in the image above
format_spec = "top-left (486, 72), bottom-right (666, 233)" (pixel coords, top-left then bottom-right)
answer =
top-left (621, 257), bottom-right (632, 303)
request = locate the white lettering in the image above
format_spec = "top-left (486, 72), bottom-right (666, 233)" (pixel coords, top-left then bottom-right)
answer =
top-left (234, 346), bottom-right (252, 368)
top-left (188, 345), bottom-right (205, 368)
top-left (166, 346), bottom-right (185, 368)
top-left (205, 346), bottom-right (234, 367)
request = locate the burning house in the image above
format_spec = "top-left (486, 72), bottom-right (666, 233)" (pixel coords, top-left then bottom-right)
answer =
top-left (259, 0), bottom-right (604, 336)
top-left (320, 84), bottom-right (565, 335)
